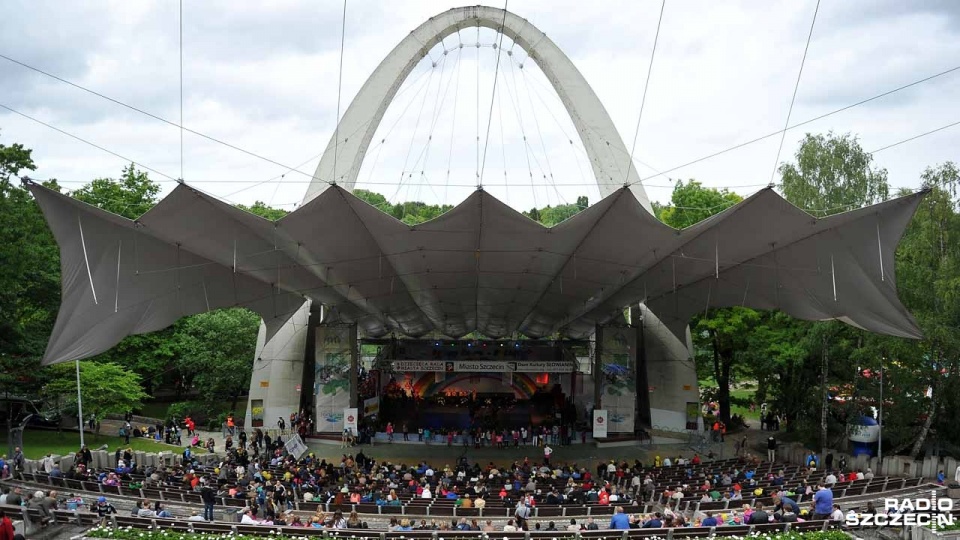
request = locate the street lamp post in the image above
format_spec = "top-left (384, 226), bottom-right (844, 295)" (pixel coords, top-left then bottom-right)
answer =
top-left (878, 357), bottom-right (883, 465)
top-left (76, 359), bottom-right (85, 448)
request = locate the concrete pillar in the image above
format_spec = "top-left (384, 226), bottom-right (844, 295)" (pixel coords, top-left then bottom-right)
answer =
top-left (245, 300), bottom-right (311, 432)
top-left (639, 304), bottom-right (699, 432)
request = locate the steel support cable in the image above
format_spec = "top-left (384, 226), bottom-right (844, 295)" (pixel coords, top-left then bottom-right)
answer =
top-left (497, 53), bottom-right (509, 205)
top-left (517, 59), bottom-right (589, 197)
top-left (476, 25), bottom-right (481, 183)
top-left (510, 52), bottom-right (664, 181)
top-left (518, 56), bottom-right (566, 206)
top-left (443, 41), bottom-right (465, 207)
top-left (624, 0), bottom-right (667, 185)
top-left (179, 0), bottom-right (184, 181)
top-left (229, 63), bottom-right (439, 202)
top-left (360, 63), bottom-right (439, 193)
top-left (332, 0), bottom-right (349, 186)
top-left (501, 69), bottom-right (553, 206)
top-left (616, 66), bottom-right (960, 187)
top-left (1, 103), bottom-right (178, 181)
top-left (868, 119), bottom-right (960, 154)
top-left (409, 41), bottom-right (457, 205)
top-left (769, 0), bottom-right (821, 184)
top-left (478, 1), bottom-right (510, 187)
top-left (390, 63), bottom-right (438, 212)
top-left (0, 57), bottom-right (324, 183)
top-left (504, 53), bottom-right (538, 210)
top-left (2, 52), bottom-right (955, 192)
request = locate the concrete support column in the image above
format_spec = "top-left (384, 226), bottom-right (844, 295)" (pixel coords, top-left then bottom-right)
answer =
top-left (244, 300), bottom-right (311, 431)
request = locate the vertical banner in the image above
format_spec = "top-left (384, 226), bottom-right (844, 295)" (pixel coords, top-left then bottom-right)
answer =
top-left (593, 409), bottom-right (608, 439)
top-left (343, 408), bottom-right (358, 434)
top-left (315, 325), bottom-right (353, 432)
top-left (598, 325), bottom-right (637, 433)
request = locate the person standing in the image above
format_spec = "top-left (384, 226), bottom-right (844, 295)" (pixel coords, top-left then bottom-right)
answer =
top-left (767, 436), bottom-right (776, 462)
top-left (544, 445), bottom-right (553, 466)
top-left (200, 480), bottom-right (216, 521)
top-left (403, 423), bottom-right (409, 442)
top-left (386, 422), bottom-right (394, 443)
top-left (277, 417), bottom-right (285, 434)
top-left (813, 484), bottom-right (833, 520)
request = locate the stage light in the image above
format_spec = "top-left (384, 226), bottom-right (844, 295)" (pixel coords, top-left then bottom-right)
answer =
top-left (467, 342), bottom-right (472, 347)
top-left (434, 342), bottom-right (440, 347)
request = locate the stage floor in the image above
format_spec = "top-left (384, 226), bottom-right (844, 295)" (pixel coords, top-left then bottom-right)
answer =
top-left (417, 404), bottom-right (533, 430)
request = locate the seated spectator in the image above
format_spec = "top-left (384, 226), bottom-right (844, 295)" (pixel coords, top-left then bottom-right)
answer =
top-left (748, 502), bottom-right (770, 524)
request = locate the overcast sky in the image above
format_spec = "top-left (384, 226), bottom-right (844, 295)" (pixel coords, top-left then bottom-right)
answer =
top-left (2, 0), bottom-right (958, 214)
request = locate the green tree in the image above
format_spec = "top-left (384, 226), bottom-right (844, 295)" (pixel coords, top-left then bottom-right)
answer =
top-left (71, 164), bottom-right (160, 219)
top-left (42, 362), bottom-right (148, 426)
top-left (353, 189), bottom-right (389, 209)
top-left (773, 132), bottom-right (893, 448)
top-left (856, 163), bottom-right (960, 456)
top-left (535, 203), bottom-right (583, 226)
top-left (173, 308), bottom-right (261, 411)
top-left (659, 180), bottom-right (747, 425)
top-left (0, 136), bottom-right (60, 396)
top-left (88, 331), bottom-right (177, 397)
top-left (659, 180), bottom-right (742, 229)
top-left (237, 201), bottom-right (288, 220)
top-left (779, 132), bottom-right (889, 216)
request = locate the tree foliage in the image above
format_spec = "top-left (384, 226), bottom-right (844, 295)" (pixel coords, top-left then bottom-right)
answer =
top-left (659, 180), bottom-right (742, 229)
top-left (237, 201), bottom-right (289, 220)
top-left (71, 164), bottom-right (160, 219)
top-left (42, 362), bottom-right (148, 421)
top-left (353, 189), bottom-right (454, 225)
top-left (172, 308), bottom-right (262, 411)
top-left (0, 134), bottom-right (60, 396)
top-left (779, 132), bottom-right (889, 216)
top-left (658, 180), bottom-right (748, 424)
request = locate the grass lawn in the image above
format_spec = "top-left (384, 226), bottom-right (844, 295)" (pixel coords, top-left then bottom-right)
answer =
top-left (699, 380), bottom-right (762, 420)
top-left (18, 429), bottom-right (203, 460)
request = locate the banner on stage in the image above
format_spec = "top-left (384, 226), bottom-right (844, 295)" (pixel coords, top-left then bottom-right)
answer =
top-left (363, 396), bottom-right (380, 417)
top-left (343, 408), bottom-right (358, 434)
top-left (390, 360), bottom-right (573, 373)
top-left (598, 325), bottom-right (637, 433)
top-left (593, 410), bottom-right (608, 439)
top-left (315, 325), bottom-right (353, 432)
top-left (284, 434), bottom-right (308, 460)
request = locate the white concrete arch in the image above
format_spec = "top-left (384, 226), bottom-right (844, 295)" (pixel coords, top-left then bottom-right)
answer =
top-left (303, 5), bottom-right (653, 214)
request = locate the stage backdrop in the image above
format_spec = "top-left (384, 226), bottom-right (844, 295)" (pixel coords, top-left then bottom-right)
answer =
top-left (314, 325), bottom-right (354, 432)
top-left (598, 325), bottom-right (637, 433)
